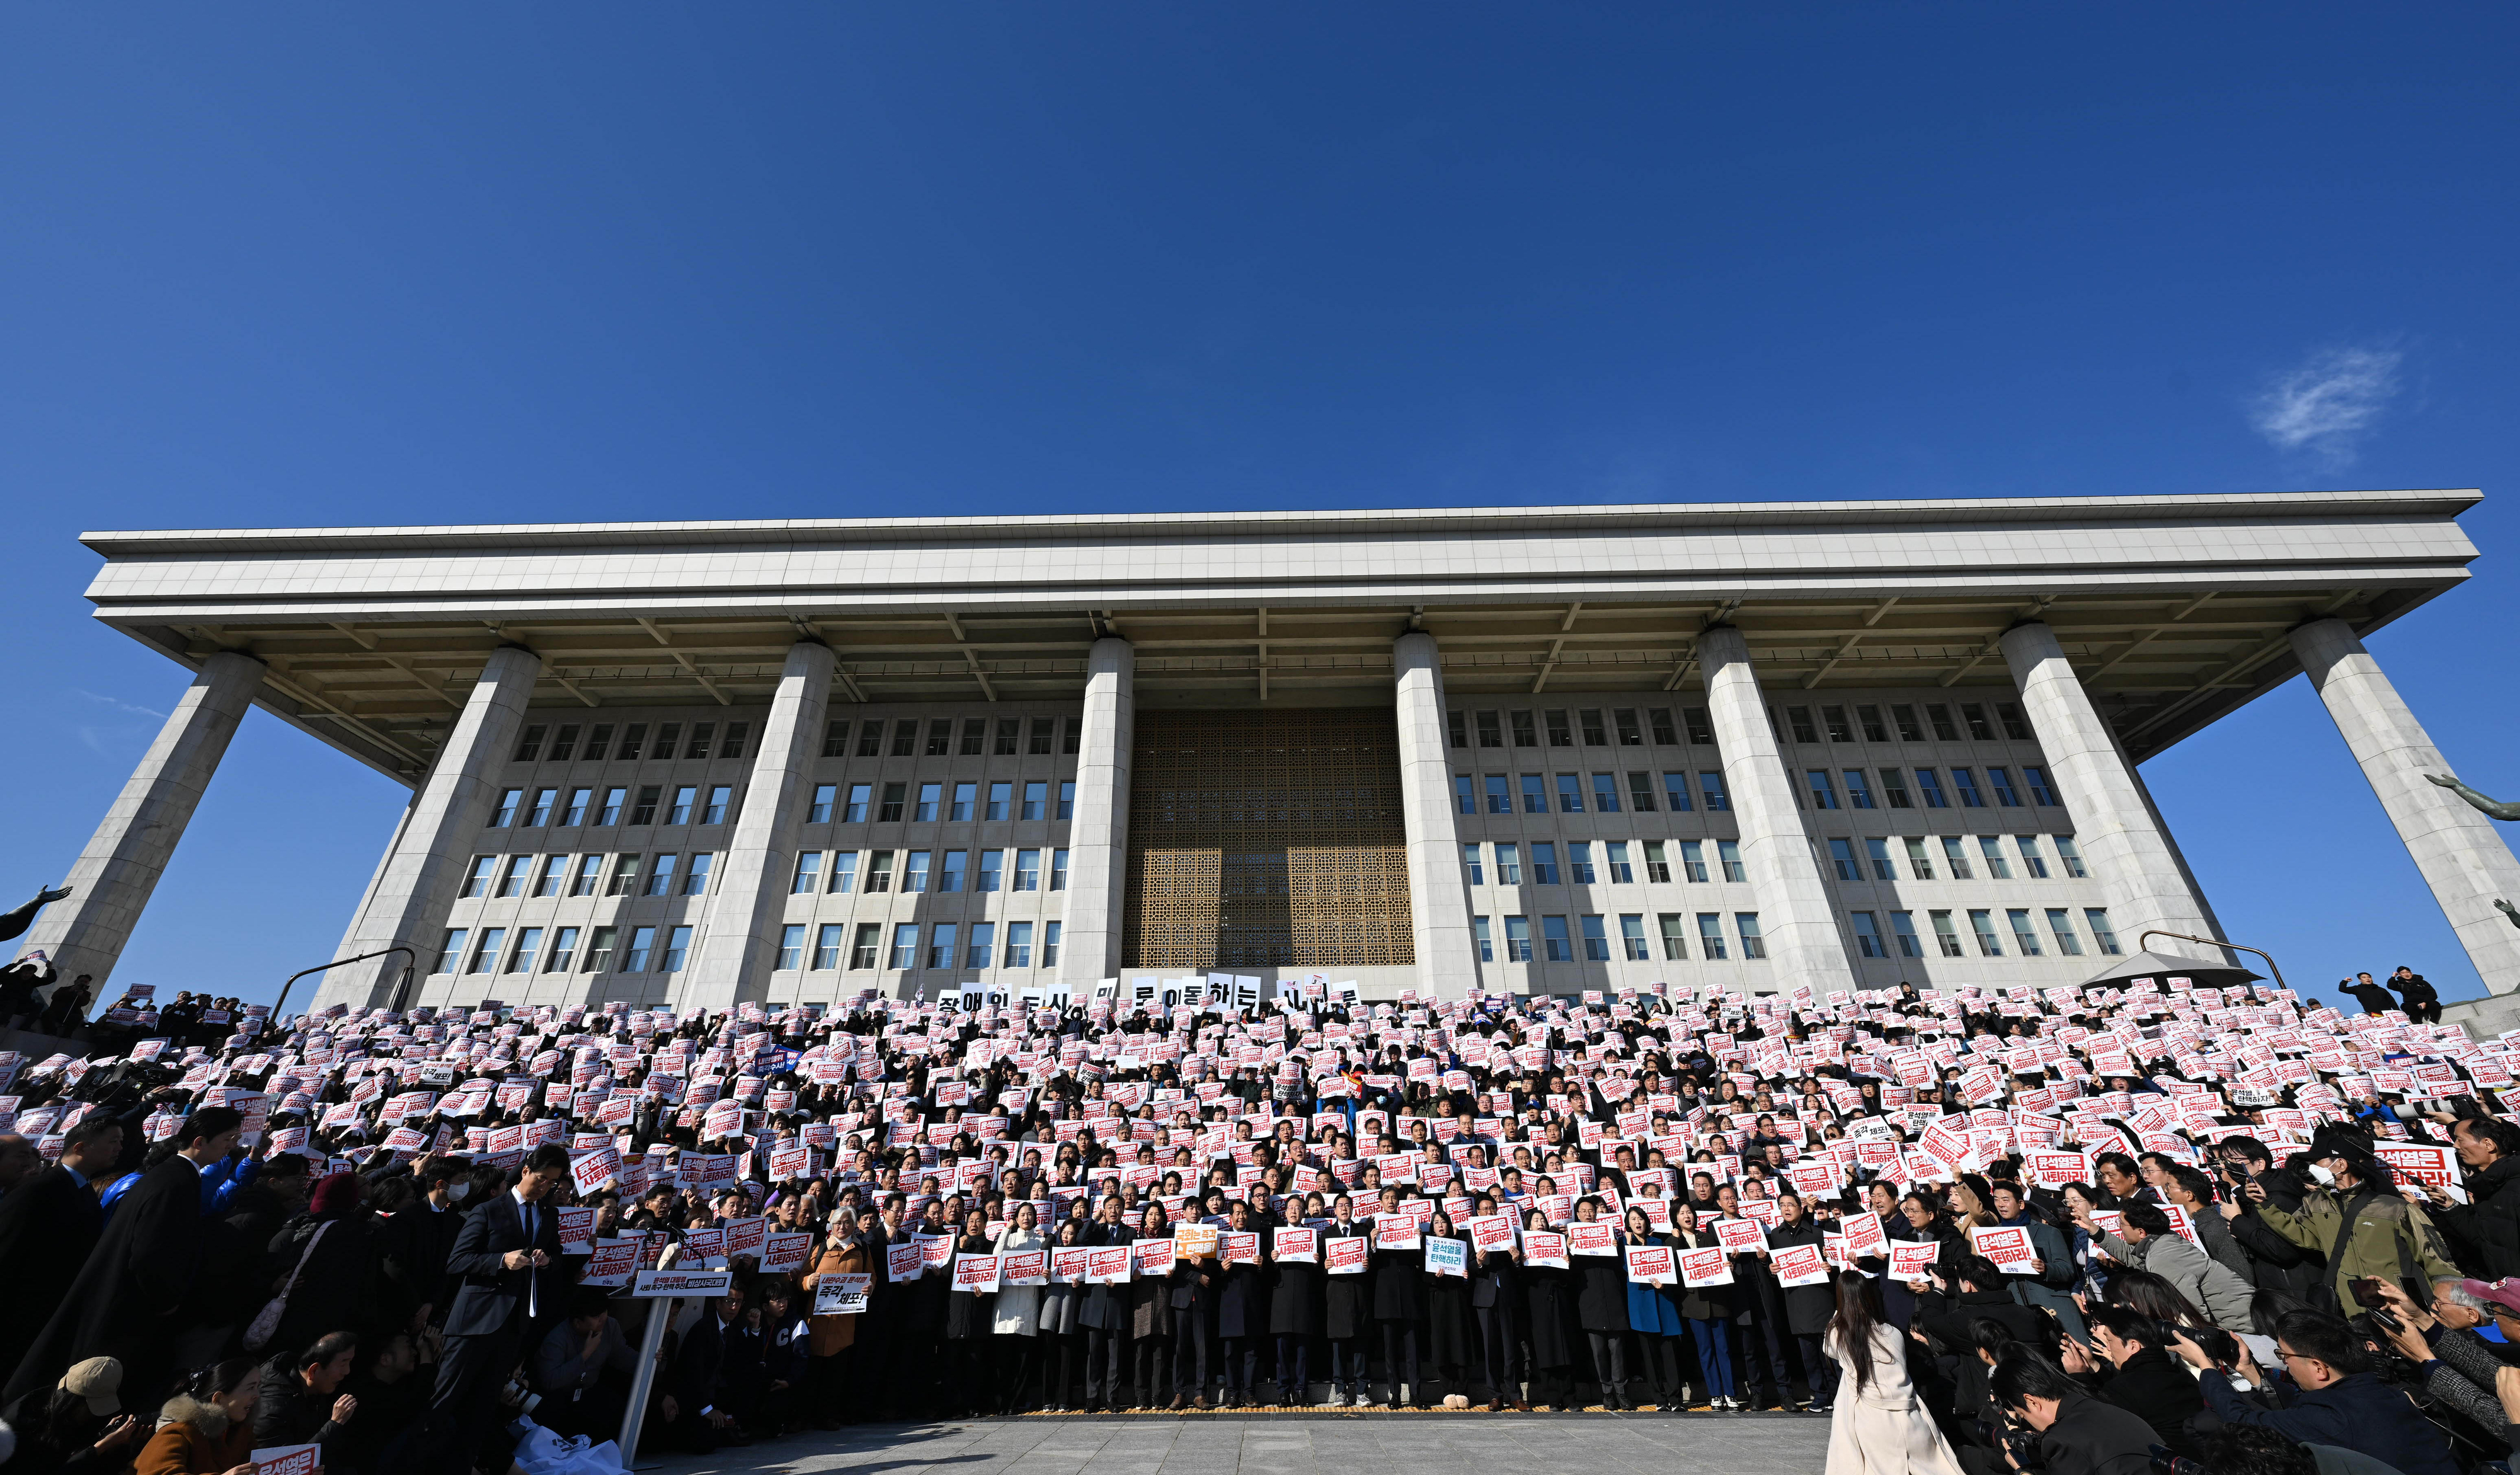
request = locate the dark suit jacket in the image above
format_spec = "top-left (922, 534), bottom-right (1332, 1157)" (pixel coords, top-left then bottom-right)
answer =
top-left (442, 1191), bottom-right (566, 1338)
top-left (2, 1154), bottom-right (200, 1404)
top-left (0, 1164), bottom-right (105, 1382)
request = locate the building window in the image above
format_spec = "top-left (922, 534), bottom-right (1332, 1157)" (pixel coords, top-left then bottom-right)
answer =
top-left (856, 721), bottom-right (886, 758)
top-left (1699, 772), bottom-right (1731, 812)
top-left (491, 855), bottom-right (529, 899)
top-left (1619, 913), bottom-right (1650, 960)
top-left (1841, 769), bottom-right (1875, 809)
top-left (2046, 908), bottom-right (2083, 955)
top-left (1850, 911), bottom-right (1886, 958)
top-left (2007, 909), bottom-right (2042, 956)
top-left (1580, 709), bottom-right (1609, 745)
top-left (704, 785), bottom-right (731, 824)
top-left (1952, 767), bottom-right (1984, 807)
top-left (1448, 711), bottom-right (1469, 749)
top-left (902, 850), bottom-right (931, 893)
top-left (1454, 776), bottom-right (1475, 815)
top-left (1786, 706), bottom-right (1819, 743)
top-left (1606, 841), bottom-right (1634, 884)
top-left (1889, 911), bottom-right (1922, 958)
top-left (955, 717), bottom-right (984, 757)
top-left (467, 927), bottom-right (507, 973)
top-left (914, 783), bottom-right (940, 822)
top-left (1064, 716), bottom-right (1084, 754)
top-left (1541, 915), bottom-right (1573, 961)
top-left (1530, 843), bottom-right (1560, 885)
top-left (1878, 768), bottom-right (1912, 808)
top-left (1510, 711), bottom-right (1538, 747)
top-left (2017, 836), bottom-right (2050, 878)
top-left (539, 926), bottom-right (577, 973)
top-left (813, 924), bottom-right (845, 970)
top-left (1591, 772), bottom-right (1620, 813)
top-left (559, 788), bottom-right (590, 826)
top-left (661, 925), bottom-right (692, 972)
top-left (685, 850), bottom-right (713, 893)
top-left (629, 786), bottom-right (662, 826)
top-left (653, 723), bottom-right (683, 760)
top-left (1996, 701), bottom-right (2030, 739)
top-left (690, 723), bottom-right (722, 760)
top-left (879, 783), bottom-right (907, 822)
top-left (821, 720), bottom-right (850, 758)
top-left (1807, 771), bottom-right (1840, 809)
top-left (1627, 772), bottom-right (1656, 812)
top-left (513, 726), bottom-right (547, 762)
top-left (667, 786), bottom-right (696, 825)
top-left (866, 851), bottom-right (895, 892)
top-left (607, 854), bottom-right (641, 895)
top-left (570, 853), bottom-right (603, 896)
top-left (1903, 837), bottom-right (1934, 879)
top-left (939, 850), bottom-right (967, 893)
top-left (1696, 914), bottom-right (1727, 960)
top-left (1494, 842), bottom-right (1523, 885)
top-left (532, 855), bottom-right (566, 898)
top-left (1914, 769), bottom-right (1948, 808)
top-left (1930, 910), bottom-right (1964, 956)
top-left (791, 852), bottom-right (823, 894)
top-left (2085, 908), bottom-right (2122, 955)
top-left (1988, 766), bottom-right (2022, 806)
top-left (777, 924), bottom-right (806, 971)
top-left (461, 855), bottom-right (496, 898)
top-left (956, 921), bottom-right (992, 969)
top-left (433, 929), bottom-right (467, 974)
top-left (1543, 710), bottom-right (1573, 747)
top-left (1717, 839), bottom-right (1746, 883)
top-left (1968, 909), bottom-right (2002, 956)
top-left (1021, 716), bottom-right (1050, 755)
top-left (918, 720), bottom-right (947, 757)
top-left (2023, 766), bottom-right (2059, 806)
top-left (1677, 840), bottom-right (1707, 883)
top-left (1684, 708), bottom-right (1714, 744)
top-left (1058, 780), bottom-right (1076, 820)
top-left (1580, 914), bottom-right (1610, 961)
top-left (978, 849), bottom-right (1004, 892)
top-left (596, 787), bottom-right (624, 825)
top-left (1927, 704), bottom-right (1959, 741)
top-left (1050, 848), bottom-right (1069, 890)
top-left (1472, 916), bottom-right (1494, 963)
top-left (1041, 920), bottom-right (1063, 965)
top-left (1462, 844), bottom-right (1484, 885)
top-left (1979, 836), bottom-right (2012, 880)
top-left (1006, 921), bottom-right (1034, 968)
top-left (644, 854), bottom-right (679, 896)
top-left (1615, 708), bottom-right (1644, 745)
top-left (1504, 915), bottom-right (1533, 961)
top-left (1828, 838), bottom-right (1862, 881)
top-left (578, 925), bottom-right (614, 972)
top-left (1484, 776), bottom-right (1511, 814)
top-left (1822, 705), bottom-right (1853, 742)
top-left (808, 784), bottom-right (836, 824)
top-left (1014, 848), bottom-right (1041, 890)
top-left (890, 924), bottom-right (920, 970)
top-left (846, 784), bottom-right (872, 823)
top-left (949, 783), bottom-right (975, 822)
top-left (1865, 837), bottom-right (1897, 880)
top-left (1567, 842), bottom-right (1596, 884)
top-left (1523, 774), bottom-right (1549, 814)
top-left (583, 725), bottom-right (614, 760)
top-left (1476, 711), bottom-right (1503, 748)
top-left (1736, 912), bottom-right (1767, 958)
top-left (2056, 835), bottom-right (2088, 878)
top-left (616, 723), bottom-right (648, 761)
top-left (521, 788), bottom-right (553, 827)
top-left (1961, 703), bottom-right (1995, 741)
top-left (985, 781), bottom-right (1012, 821)
top-left (849, 923), bottom-right (881, 969)
top-left (830, 851), bottom-right (858, 893)
top-left (1658, 914), bottom-right (1689, 960)
top-left (1022, 781), bottom-right (1048, 820)
top-left (491, 789), bottom-right (522, 827)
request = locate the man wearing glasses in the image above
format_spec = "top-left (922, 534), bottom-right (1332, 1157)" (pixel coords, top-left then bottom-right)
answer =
top-left (2168, 1311), bottom-right (2457, 1475)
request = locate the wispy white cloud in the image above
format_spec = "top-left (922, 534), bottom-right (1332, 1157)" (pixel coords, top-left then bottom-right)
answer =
top-left (2248, 345), bottom-right (2403, 466)
top-left (74, 689), bottom-right (166, 721)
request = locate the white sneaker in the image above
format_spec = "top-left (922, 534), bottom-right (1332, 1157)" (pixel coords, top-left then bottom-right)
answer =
top-left (1354, 1391), bottom-right (1371, 1408)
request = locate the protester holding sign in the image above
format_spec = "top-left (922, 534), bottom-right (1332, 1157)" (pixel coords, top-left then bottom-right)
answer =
top-left (1421, 1211), bottom-right (1475, 1404)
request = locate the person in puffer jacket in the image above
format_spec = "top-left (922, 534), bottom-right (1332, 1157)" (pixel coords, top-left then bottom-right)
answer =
top-left (2080, 1202), bottom-right (2258, 1332)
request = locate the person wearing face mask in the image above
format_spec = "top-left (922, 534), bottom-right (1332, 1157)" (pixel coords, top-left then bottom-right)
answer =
top-left (2250, 1145), bottom-right (2461, 1314)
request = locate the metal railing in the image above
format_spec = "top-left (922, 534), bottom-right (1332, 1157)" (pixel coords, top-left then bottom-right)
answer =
top-left (2139, 929), bottom-right (2284, 990)
top-left (272, 945), bottom-right (415, 1021)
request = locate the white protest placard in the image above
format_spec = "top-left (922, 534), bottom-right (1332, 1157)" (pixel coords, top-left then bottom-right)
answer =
top-left (1425, 1237), bottom-right (1469, 1277)
top-left (1971, 1223), bottom-right (2036, 1275)
top-left (1714, 1217), bottom-right (1768, 1255)
top-left (814, 1273), bottom-right (871, 1316)
top-left (1001, 1249), bottom-right (1050, 1286)
top-left (1326, 1235), bottom-right (1370, 1275)
top-left (1625, 1243), bottom-right (1675, 1285)
top-left (1772, 1242), bottom-right (1831, 1287)
top-left (581, 1236), bottom-right (639, 1288)
top-left (1375, 1214), bottom-right (1423, 1250)
top-left (1889, 1243), bottom-right (1940, 1280)
top-left (1273, 1225), bottom-right (1319, 1263)
top-left (2026, 1150), bottom-right (2095, 1191)
top-left (1521, 1231), bottom-right (1569, 1269)
top-left (1678, 1244), bottom-right (1733, 1287)
top-left (251, 1444), bottom-right (321, 1475)
top-left (887, 1242), bottom-right (925, 1282)
top-left (633, 1268), bottom-right (734, 1299)
top-left (1087, 1244), bottom-right (1134, 1284)
top-left (762, 1232), bottom-right (812, 1273)
top-left (953, 1253), bottom-right (1003, 1294)
top-left (2374, 1142), bottom-right (2466, 1203)
top-left (1840, 1210), bottom-right (1889, 1260)
top-left (1567, 1220), bottom-right (1617, 1257)
top-left (1467, 1213), bottom-right (1515, 1253)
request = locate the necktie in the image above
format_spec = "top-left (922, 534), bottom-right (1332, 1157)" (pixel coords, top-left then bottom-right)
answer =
top-left (522, 1204), bottom-right (539, 1319)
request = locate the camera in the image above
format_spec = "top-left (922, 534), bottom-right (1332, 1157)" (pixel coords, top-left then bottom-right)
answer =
top-left (2149, 1443), bottom-right (2208, 1475)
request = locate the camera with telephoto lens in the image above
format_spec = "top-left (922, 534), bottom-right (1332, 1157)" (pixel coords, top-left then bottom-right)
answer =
top-left (2149, 1443), bottom-right (2208, 1475)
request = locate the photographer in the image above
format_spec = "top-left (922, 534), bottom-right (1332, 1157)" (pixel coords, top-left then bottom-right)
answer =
top-left (2354, 1277), bottom-right (2520, 1458)
top-left (2061, 1307), bottom-right (2202, 1454)
top-left (2080, 1203), bottom-right (2257, 1334)
top-left (1984, 1346), bottom-right (2157, 1475)
top-left (2168, 1311), bottom-right (2458, 1475)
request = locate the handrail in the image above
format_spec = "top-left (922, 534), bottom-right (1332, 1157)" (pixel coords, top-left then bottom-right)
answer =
top-left (2139, 929), bottom-right (2284, 990)
top-left (272, 945), bottom-right (414, 1023)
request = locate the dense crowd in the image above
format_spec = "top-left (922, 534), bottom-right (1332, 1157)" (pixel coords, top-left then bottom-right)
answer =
top-left (0, 952), bottom-right (2509, 1475)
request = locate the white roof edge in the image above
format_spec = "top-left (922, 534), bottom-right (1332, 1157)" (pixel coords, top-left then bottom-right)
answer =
top-left (77, 488), bottom-right (2487, 554)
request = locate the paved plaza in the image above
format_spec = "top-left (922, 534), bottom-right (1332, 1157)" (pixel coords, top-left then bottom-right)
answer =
top-left (646, 1413), bottom-right (1834, 1475)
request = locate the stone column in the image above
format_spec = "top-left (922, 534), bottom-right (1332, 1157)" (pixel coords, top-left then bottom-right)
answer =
top-left (684, 641), bottom-right (835, 1011)
top-left (1697, 626), bottom-right (1858, 990)
top-left (1057, 638), bottom-right (1133, 991)
top-left (2000, 621), bottom-right (2221, 953)
top-left (22, 651), bottom-right (265, 989)
top-left (320, 646), bottom-right (542, 1012)
top-left (2292, 618), bottom-right (2520, 998)
top-left (1392, 633), bottom-right (1479, 997)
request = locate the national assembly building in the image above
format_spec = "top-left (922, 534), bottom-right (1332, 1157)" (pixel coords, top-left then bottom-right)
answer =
top-left (30, 491), bottom-right (2520, 1030)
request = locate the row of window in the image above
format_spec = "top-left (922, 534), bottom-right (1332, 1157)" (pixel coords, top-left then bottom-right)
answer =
top-left (1450, 766), bottom-right (2056, 818)
top-left (1823, 834), bottom-right (2086, 883)
top-left (486, 778), bottom-right (1081, 834)
top-left (818, 716), bottom-right (1082, 759)
top-left (805, 780), bottom-right (1074, 824)
top-left (787, 847), bottom-right (1070, 895)
top-left (1849, 906), bottom-right (2123, 960)
top-left (434, 922), bottom-right (691, 977)
top-left (1465, 838), bottom-right (1746, 885)
top-left (1474, 911), bottom-right (1765, 962)
top-left (1446, 699), bottom-right (2034, 752)
top-left (491, 784), bottom-right (734, 829)
top-left (461, 852), bottom-right (717, 900)
top-left (774, 919), bottom-right (1063, 972)
top-left (513, 720), bottom-right (748, 765)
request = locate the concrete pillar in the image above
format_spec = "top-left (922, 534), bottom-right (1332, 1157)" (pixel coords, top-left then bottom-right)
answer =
top-left (683, 641), bottom-right (835, 1011)
top-left (2291, 618), bottom-right (2520, 998)
top-left (2000, 621), bottom-right (2221, 953)
top-left (22, 651), bottom-right (265, 989)
top-left (1697, 626), bottom-right (1858, 991)
top-left (319, 645), bottom-right (542, 1013)
top-left (1058, 638), bottom-right (1133, 991)
top-left (1392, 633), bottom-right (1479, 997)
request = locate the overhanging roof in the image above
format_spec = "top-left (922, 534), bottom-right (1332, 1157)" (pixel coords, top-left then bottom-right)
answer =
top-left (77, 488), bottom-right (2484, 784)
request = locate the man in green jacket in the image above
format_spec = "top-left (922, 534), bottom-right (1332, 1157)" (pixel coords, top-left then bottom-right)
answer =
top-left (2248, 1146), bottom-right (2460, 1311)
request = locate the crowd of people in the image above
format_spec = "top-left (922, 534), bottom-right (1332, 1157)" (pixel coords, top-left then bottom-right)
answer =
top-left (0, 953), bottom-right (2510, 1475)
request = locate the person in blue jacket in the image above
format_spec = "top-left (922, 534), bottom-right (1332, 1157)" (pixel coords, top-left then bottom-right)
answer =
top-left (2170, 1311), bottom-right (2458, 1475)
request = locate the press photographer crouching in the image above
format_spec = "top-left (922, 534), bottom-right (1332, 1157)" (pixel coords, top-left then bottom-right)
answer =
top-left (1981, 1346), bottom-right (2158, 1475)
top-left (2166, 1311), bottom-right (2458, 1475)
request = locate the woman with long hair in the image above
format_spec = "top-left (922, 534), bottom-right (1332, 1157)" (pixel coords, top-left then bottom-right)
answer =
top-left (136, 1360), bottom-right (260, 1475)
top-left (1822, 1273), bottom-right (1966, 1475)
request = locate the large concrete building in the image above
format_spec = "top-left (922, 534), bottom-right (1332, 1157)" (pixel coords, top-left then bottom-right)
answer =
top-left (31, 490), bottom-right (2520, 1024)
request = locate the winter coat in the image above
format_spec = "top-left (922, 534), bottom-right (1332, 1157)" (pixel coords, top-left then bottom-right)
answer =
top-left (2255, 1186), bottom-right (2461, 1312)
top-left (991, 1227), bottom-right (1043, 1336)
top-left (1266, 1225), bottom-right (1324, 1336)
top-left (136, 1395), bottom-right (256, 1475)
top-left (2437, 1151), bottom-right (2520, 1280)
top-left (1767, 1219), bottom-right (1836, 1336)
top-left (803, 1238), bottom-right (871, 1356)
top-left (2094, 1228), bottom-right (2257, 1333)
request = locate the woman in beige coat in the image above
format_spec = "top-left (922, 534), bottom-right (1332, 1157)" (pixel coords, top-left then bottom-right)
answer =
top-left (1823, 1273), bottom-right (1966, 1475)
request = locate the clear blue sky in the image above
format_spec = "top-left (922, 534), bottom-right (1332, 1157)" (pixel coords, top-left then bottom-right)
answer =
top-left (6, 7), bottom-right (2517, 1007)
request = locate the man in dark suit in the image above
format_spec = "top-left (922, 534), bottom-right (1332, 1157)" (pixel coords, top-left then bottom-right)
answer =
top-left (0, 1114), bottom-right (119, 1386)
top-left (432, 1143), bottom-right (570, 1447)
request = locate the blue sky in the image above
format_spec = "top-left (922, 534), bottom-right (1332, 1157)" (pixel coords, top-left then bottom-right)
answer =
top-left (5, 6), bottom-right (2518, 1006)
